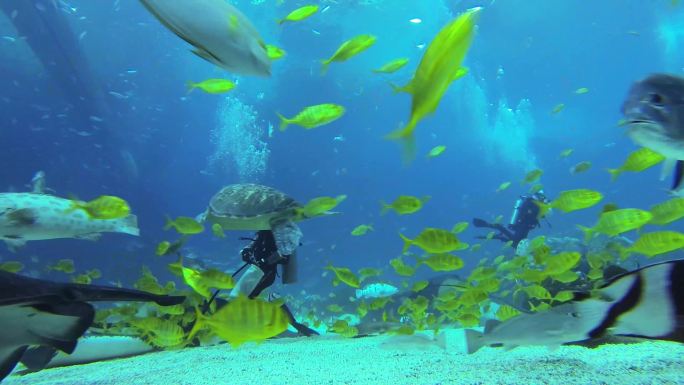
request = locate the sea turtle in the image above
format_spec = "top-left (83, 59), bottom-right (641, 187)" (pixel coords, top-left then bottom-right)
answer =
top-left (198, 184), bottom-right (306, 255)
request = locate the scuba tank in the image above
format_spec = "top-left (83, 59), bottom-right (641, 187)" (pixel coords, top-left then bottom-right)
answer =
top-left (509, 196), bottom-right (525, 226)
top-left (281, 252), bottom-right (298, 284)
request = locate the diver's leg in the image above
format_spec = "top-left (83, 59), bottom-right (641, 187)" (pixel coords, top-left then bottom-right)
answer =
top-left (280, 303), bottom-right (319, 337)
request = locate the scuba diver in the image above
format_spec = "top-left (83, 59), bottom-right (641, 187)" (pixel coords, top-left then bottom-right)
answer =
top-left (205, 229), bottom-right (318, 337)
top-left (472, 191), bottom-right (550, 248)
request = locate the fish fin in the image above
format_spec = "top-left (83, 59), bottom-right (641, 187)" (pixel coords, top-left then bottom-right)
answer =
top-left (19, 346), bottom-right (57, 372)
top-left (463, 329), bottom-right (485, 354)
top-left (276, 112), bottom-right (290, 131)
top-left (389, 81), bottom-right (412, 94)
top-left (74, 233), bottom-right (101, 241)
top-left (163, 215), bottom-right (174, 231)
top-left (385, 122), bottom-right (418, 164)
top-left (28, 301), bottom-right (95, 353)
top-left (0, 346), bottom-right (28, 381)
top-left (186, 81), bottom-right (197, 94)
top-left (191, 48), bottom-right (224, 68)
top-left (320, 59), bottom-right (331, 75)
top-left (433, 331), bottom-right (447, 350)
top-left (4, 239), bottom-right (26, 252)
top-left (380, 201), bottom-right (391, 215)
top-left (113, 214), bottom-right (139, 236)
top-left (671, 160), bottom-right (684, 190)
top-left (660, 158), bottom-right (677, 181)
top-left (6, 209), bottom-right (36, 226)
top-left (186, 307), bottom-right (206, 343)
top-left (606, 168), bottom-right (622, 182)
top-left (576, 225), bottom-right (594, 244)
top-left (399, 233), bottom-right (412, 253)
top-left (483, 319), bottom-right (501, 334)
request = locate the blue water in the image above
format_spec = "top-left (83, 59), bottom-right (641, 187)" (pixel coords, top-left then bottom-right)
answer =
top-left (0, 0), bottom-right (683, 297)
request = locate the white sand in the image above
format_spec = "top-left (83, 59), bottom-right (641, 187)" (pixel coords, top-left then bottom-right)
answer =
top-left (5, 335), bottom-right (683, 385)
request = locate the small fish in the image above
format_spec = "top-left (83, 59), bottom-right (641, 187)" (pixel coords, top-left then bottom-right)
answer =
top-left (649, 197), bottom-right (684, 225)
top-left (537, 189), bottom-right (603, 216)
top-left (298, 195), bottom-right (346, 218)
top-left (277, 104), bottom-right (345, 131)
top-left (400, 228), bottom-right (463, 254)
top-left (496, 181), bottom-right (511, 193)
top-left (265, 44), bottom-right (286, 60)
top-left (409, 18), bottom-right (422, 24)
top-left (559, 148), bottom-right (574, 158)
top-left (426, 145), bottom-right (446, 158)
top-left (578, 208), bottom-right (652, 243)
top-left (451, 221), bottom-right (469, 234)
top-left (522, 169), bottom-right (543, 184)
top-left (624, 231), bottom-right (684, 258)
top-left (164, 216), bottom-right (204, 235)
top-left (372, 58), bottom-right (409, 74)
top-left (355, 283), bottom-right (398, 299)
top-left (321, 34), bottom-right (377, 74)
top-left (187, 79), bottom-right (236, 94)
top-left (69, 195), bottom-right (131, 220)
top-left (211, 223), bottom-right (225, 238)
top-left (551, 103), bottom-right (565, 114)
top-left (358, 267), bottom-right (383, 282)
top-left (0, 261), bottom-right (24, 273)
top-left (607, 147), bottom-right (665, 182)
top-left (48, 258), bottom-right (75, 274)
top-left (574, 87), bottom-right (589, 95)
top-left (278, 5), bottom-right (319, 25)
top-left (417, 253), bottom-right (464, 272)
top-left (381, 195), bottom-right (430, 215)
top-left (325, 263), bottom-right (360, 288)
top-left (351, 224), bottom-right (374, 236)
top-left (570, 161), bottom-right (592, 175)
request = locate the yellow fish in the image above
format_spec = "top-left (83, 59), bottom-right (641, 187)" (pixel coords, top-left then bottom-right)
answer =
top-left (522, 169), bottom-right (543, 184)
top-left (551, 103), bottom-right (565, 114)
top-left (427, 145), bottom-right (446, 158)
top-left (649, 197), bottom-right (684, 225)
top-left (164, 216), bottom-right (204, 235)
top-left (211, 223), bottom-right (225, 238)
top-left (559, 148), bottom-right (574, 158)
top-left (156, 241), bottom-right (171, 256)
top-left (0, 261), bottom-right (24, 273)
top-left (299, 194), bottom-right (346, 218)
top-left (451, 221), bottom-right (469, 234)
top-left (607, 147), bottom-right (665, 182)
top-left (187, 295), bottom-right (289, 348)
top-left (325, 263), bottom-right (360, 288)
top-left (537, 189), bottom-right (603, 217)
top-left (321, 34), bottom-right (376, 74)
top-left (187, 79), bottom-right (235, 94)
top-left (277, 103), bottom-right (345, 131)
top-left (577, 208), bottom-right (653, 242)
top-left (400, 227), bottom-right (462, 254)
top-left (625, 231), bottom-right (684, 258)
top-left (385, 8), bottom-right (480, 154)
top-left (575, 87), bottom-right (589, 94)
top-left (48, 258), bottom-right (75, 274)
top-left (418, 253), bottom-right (464, 271)
top-left (496, 181), bottom-right (512, 192)
top-left (69, 195), bottom-right (130, 220)
top-left (389, 257), bottom-right (416, 277)
top-left (411, 280), bottom-right (429, 292)
top-left (278, 5), bottom-right (318, 25)
top-left (351, 224), bottom-right (374, 236)
top-left (358, 267), bottom-right (383, 282)
top-left (570, 161), bottom-right (592, 175)
top-left (381, 195), bottom-right (429, 215)
top-left (372, 57), bottom-right (409, 74)
top-left (265, 44), bottom-right (286, 60)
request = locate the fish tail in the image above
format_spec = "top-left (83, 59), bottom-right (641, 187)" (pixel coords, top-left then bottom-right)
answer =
top-left (399, 233), bottom-right (412, 253)
top-left (276, 112), bottom-right (290, 131)
top-left (606, 168), bottom-right (622, 182)
top-left (163, 215), bottom-right (174, 231)
top-left (320, 59), bottom-right (331, 75)
top-left (186, 81), bottom-right (196, 94)
top-left (380, 202), bottom-right (391, 215)
top-left (277, 18), bottom-right (286, 25)
top-left (533, 201), bottom-right (551, 219)
top-left (463, 328), bottom-right (485, 354)
top-left (355, 289), bottom-right (362, 298)
top-left (186, 307), bottom-right (206, 343)
top-left (114, 214), bottom-right (139, 236)
top-left (576, 225), bottom-right (594, 244)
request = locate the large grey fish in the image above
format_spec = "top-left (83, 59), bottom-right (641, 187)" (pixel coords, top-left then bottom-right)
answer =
top-left (621, 73), bottom-right (684, 192)
top-left (0, 271), bottom-right (185, 381)
top-left (465, 259), bottom-right (684, 353)
top-left (0, 192), bottom-right (139, 251)
top-left (139, 0), bottom-right (271, 76)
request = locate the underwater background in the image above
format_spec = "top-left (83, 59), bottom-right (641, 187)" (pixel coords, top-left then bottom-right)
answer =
top-left (0, 0), bottom-right (683, 306)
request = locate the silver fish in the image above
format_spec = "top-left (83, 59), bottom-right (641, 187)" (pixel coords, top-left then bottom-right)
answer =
top-left (139, 0), bottom-right (270, 76)
top-left (0, 193), bottom-right (139, 250)
top-left (621, 73), bottom-right (684, 192)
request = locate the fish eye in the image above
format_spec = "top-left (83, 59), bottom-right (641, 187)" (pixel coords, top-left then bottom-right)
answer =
top-left (647, 92), bottom-right (666, 106)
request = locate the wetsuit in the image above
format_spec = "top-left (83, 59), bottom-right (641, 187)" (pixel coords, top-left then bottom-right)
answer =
top-left (473, 194), bottom-right (544, 248)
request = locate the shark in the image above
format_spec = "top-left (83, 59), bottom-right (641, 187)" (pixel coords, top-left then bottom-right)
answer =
top-left (466, 259), bottom-right (684, 353)
top-left (0, 271), bottom-right (185, 381)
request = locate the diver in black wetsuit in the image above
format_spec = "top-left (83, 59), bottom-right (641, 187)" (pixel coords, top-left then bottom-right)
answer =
top-left (472, 191), bottom-right (550, 248)
top-left (225, 230), bottom-right (318, 336)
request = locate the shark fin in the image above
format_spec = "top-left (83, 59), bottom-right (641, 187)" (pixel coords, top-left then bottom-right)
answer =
top-left (0, 346), bottom-right (28, 380)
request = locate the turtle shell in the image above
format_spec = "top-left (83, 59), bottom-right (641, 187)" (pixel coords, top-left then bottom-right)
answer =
top-left (205, 184), bottom-right (300, 230)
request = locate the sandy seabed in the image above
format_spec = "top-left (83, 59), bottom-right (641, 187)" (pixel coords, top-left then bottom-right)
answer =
top-left (5, 335), bottom-right (683, 385)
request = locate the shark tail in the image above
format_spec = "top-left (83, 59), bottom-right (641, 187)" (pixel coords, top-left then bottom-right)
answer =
top-left (113, 214), bottom-right (139, 236)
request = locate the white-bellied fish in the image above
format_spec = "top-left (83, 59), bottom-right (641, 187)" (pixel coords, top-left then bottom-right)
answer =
top-left (139, 0), bottom-right (271, 76)
top-left (465, 259), bottom-right (684, 353)
top-left (621, 74), bottom-right (684, 193)
top-left (0, 193), bottom-right (139, 251)
top-left (355, 283), bottom-right (399, 299)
